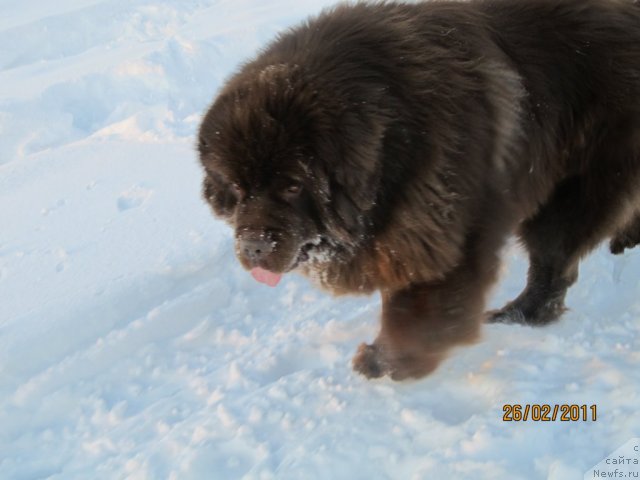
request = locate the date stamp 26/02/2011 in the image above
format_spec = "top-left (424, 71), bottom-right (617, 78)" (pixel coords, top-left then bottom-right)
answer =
top-left (502, 404), bottom-right (597, 422)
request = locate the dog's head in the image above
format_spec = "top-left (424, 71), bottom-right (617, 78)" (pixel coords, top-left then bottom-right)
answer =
top-left (198, 63), bottom-right (387, 279)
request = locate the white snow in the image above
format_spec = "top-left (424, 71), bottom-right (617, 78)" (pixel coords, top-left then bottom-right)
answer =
top-left (0, 1), bottom-right (638, 479)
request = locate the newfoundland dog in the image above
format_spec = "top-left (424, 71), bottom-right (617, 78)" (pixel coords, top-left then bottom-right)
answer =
top-left (198, 0), bottom-right (640, 380)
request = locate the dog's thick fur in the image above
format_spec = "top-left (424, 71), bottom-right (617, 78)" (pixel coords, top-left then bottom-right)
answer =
top-left (198, 0), bottom-right (640, 380)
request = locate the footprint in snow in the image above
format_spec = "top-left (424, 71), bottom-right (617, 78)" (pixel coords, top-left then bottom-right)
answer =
top-left (117, 186), bottom-right (153, 212)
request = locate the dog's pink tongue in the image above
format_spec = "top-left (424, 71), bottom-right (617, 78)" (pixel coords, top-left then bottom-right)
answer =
top-left (250, 267), bottom-right (282, 287)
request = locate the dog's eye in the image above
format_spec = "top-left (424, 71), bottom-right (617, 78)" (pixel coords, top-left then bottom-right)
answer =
top-left (283, 183), bottom-right (303, 199)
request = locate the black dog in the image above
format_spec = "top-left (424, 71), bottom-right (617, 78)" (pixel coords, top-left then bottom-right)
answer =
top-left (198, 0), bottom-right (640, 380)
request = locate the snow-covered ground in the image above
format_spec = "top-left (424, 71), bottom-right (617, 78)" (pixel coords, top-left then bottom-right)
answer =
top-left (1, 1), bottom-right (638, 479)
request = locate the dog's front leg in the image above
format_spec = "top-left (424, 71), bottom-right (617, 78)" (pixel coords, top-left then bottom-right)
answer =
top-left (352, 253), bottom-right (499, 380)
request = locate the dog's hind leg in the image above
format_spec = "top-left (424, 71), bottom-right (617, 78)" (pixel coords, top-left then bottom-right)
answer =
top-left (490, 122), bottom-right (640, 326)
top-left (610, 213), bottom-right (640, 254)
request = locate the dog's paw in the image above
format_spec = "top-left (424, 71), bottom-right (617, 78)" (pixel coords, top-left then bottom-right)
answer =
top-left (486, 307), bottom-right (527, 325)
top-left (486, 300), bottom-right (565, 326)
top-left (353, 342), bottom-right (447, 381)
top-left (352, 343), bottom-right (390, 379)
top-left (610, 236), bottom-right (638, 255)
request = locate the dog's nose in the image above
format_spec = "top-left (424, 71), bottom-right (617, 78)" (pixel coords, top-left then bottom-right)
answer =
top-left (238, 234), bottom-right (275, 264)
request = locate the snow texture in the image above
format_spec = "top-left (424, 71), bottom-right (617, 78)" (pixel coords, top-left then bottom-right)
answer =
top-left (0, 1), bottom-right (638, 479)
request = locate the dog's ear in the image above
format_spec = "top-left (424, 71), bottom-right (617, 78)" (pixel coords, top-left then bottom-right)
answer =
top-left (324, 108), bottom-right (387, 236)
